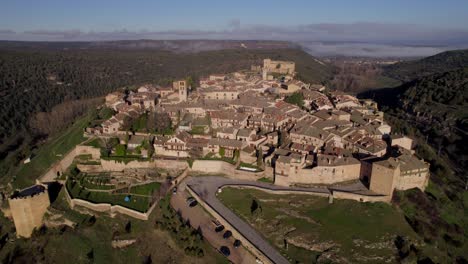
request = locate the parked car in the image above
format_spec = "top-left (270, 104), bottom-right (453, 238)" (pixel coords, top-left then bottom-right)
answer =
top-left (212, 220), bottom-right (225, 232)
top-left (186, 197), bottom-right (197, 207)
top-left (223, 230), bottom-right (232, 239)
top-left (215, 225), bottom-right (225, 233)
top-left (219, 246), bottom-right (230, 257)
top-left (233, 239), bottom-right (241, 248)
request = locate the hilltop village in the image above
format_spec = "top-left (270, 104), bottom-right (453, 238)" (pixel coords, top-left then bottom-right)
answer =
top-left (92, 58), bottom-right (429, 196)
top-left (6, 59), bottom-right (430, 243)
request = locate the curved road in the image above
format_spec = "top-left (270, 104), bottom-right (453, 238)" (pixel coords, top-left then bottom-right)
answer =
top-left (186, 176), bottom-right (329, 264)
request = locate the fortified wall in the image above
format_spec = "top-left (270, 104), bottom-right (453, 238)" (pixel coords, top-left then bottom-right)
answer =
top-left (100, 159), bottom-right (188, 171)
top-left (190, 160), bottom-right (270, 181)
top-left (275, 162), bottom-right (361, 186)
top-left (39, 145), bottom-right (102, 182)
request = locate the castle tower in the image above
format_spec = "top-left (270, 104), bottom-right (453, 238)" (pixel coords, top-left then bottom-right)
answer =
top-left (172, 80), bottom-right (187, 102)
top-left (179, 85), bottom-right (187, 102)
top-left (8, 185), bottom-right (50, 238)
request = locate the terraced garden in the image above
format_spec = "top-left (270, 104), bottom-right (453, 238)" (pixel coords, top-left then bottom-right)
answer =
top-left (66, 173), bottom-right (161, 212)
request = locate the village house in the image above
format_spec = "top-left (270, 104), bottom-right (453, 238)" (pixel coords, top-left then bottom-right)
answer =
top-left (153, 131), bottom-right (192, 158)
top-left (216, 127), bottom-right (239, 139)
top-left (206, 138), bottom-right (245, 158)
top-left (236, 128), bottom-right (256, 142)
top-left (331, 92), bottom-right (361, 109)
top-left (209, 111), bottom-right (249, 129)
top-left (201, 87), bottom-right (240, 101)
top-left (302, 90), bottom-right (333, 111)
top-left (127, 135), bottom-right (147, 150)
top-left (290, 126), bottom-right (331, 146)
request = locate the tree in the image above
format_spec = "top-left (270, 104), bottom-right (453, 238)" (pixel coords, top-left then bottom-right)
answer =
top-left (219, 147), bottom-right (225, 157)
top-left (257, 150), bottom-right (263, 167)
top-left (147, 112), bottom-right (172, 134)
top-left (284, 92), bottom-right (304, 107)
top-left (115, 144), bottom-right (126, 156)
top-left (125, 221), bottom-right (132, 233)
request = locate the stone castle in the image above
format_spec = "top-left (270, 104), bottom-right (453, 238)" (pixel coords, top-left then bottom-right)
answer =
top-left (8, 184), bottom-right (50, 238)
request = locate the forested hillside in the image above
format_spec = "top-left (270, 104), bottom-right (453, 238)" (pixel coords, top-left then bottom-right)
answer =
top-left (360, 68), bottom-right (468, 261)
top-left (0, 45), bottom-right (332, 179)
top-left (383, 49), bottom-right (468, 82)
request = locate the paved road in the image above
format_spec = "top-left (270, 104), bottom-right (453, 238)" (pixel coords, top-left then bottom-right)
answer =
top-left (171, 181), bottom-right (257, 264)
top-left (186, 176), bottom-right (330, 264)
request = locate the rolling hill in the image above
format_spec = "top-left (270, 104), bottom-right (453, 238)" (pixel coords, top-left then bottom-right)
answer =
top-left (383, 49), bottom-right (468, 82)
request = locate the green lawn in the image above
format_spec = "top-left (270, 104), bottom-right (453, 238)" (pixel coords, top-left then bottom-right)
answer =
top-left (13, 113), bottom-right (91, 188)
top-left (83, 138), bottom-right (103, 148)
top-left (257, 177), bottom-right (273, 183)
top-left (190, 126), bottom-right (206, 135)
top-left (130, 182), bottom-right (161, 196)
top-left (218, 187), bottom-right (418, 263)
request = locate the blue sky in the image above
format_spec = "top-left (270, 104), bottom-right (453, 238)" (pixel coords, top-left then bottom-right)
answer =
top-left (2, 0), bottom-right (467, 32)
top-left (1, 0), bottom-right (468, 57)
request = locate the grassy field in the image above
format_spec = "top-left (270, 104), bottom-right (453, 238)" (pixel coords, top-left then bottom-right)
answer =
top-left (218, 187), bottom-right (418, 263)
top-left (11, 113), bottom-right (91, 189)
top-left (0, 189), bottom-right (227, 264)
top-left (130, 182), bottom-right (161, 196)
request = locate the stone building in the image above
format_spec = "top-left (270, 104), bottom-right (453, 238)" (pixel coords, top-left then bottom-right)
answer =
top-left (361, 148), bottom-right (430, 196)
top-left (263, 59), bottom-right (295, 75)
top-left (173, 80), bottom-right (188, 102)
top-left (275, 154), bottom-right (361, 186)
top-left (8, 185), bottom-right (50, 238)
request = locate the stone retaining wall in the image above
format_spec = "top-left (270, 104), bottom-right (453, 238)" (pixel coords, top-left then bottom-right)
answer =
top-left (223, 185), bottom-right (330, 198)
top-left (332, 190), bottom-right (391, 203)
top-left (39, 145), bottom-right (102, 182)
top-left (191, 160), bottom-right (267, 181)
top-left (76, 164), bottom-right (102, 173)
top-left (100, 159), bottom-right (188, 172)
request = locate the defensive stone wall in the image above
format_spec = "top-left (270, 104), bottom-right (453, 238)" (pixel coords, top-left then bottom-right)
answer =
top-left (100, 159), bottom-right (154, 171)
top-left (275, 163), bottom-right (361, 186)
top-left (39, 145), bottom-right (102, 182)
top-left (100, 159), bottom-right (188, 172)
top-left (155, 159), bottom-right (188, 170)
top-left (191, 160), bottom-right (266, 181)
